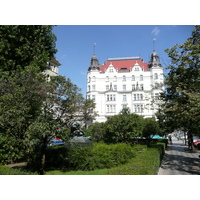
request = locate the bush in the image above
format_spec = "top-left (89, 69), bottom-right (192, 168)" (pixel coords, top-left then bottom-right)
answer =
top-left (85, 122), bottom-right (105, 142)
top-left (67, 143), bottom-right (139, 171)
top-left (107, 143), bottom-right (165, 175)
top-left (104, 113), bottom-right (144, 144)
top-left (45, 145), bottom-right (69, 170)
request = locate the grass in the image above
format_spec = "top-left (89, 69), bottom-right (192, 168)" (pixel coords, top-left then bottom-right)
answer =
top-left (46, 168), bottom-right (109, 175)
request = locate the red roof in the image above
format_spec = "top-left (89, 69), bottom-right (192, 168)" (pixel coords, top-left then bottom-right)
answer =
top-left (100, 59), bottom-right (149, 73)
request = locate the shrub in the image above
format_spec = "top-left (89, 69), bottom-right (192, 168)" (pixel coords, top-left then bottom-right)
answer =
top-left (104, 113), bottom-right (144, 144)
top-left (45, 145), bottom-right (69, 170)
top-left (85, 122), bottom-right (105, 142)
top-left (67, 143), bottom-right (139, 171)
top-left (107, 143), bottom-right (165, 175)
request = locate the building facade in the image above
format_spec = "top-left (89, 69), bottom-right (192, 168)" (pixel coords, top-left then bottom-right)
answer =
top-left (87, 50), bottom-right (164, 123)
top-left (44, 57), bottom-right (61, 78)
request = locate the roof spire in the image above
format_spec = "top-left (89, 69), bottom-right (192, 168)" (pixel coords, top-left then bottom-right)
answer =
top-left (153, 38), bottom-right (156, 51)
top-left (93, 43), bottom-right (96, 55)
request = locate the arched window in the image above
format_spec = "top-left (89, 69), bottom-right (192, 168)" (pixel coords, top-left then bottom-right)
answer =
top-left (132, 75), bottom-right (135, 81)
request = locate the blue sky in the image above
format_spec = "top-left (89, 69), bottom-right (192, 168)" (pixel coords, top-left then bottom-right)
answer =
top-left (53, 25), bottom-right (195, 97)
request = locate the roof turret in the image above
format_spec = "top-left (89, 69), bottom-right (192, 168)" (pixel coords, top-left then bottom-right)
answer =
top-left (148, 50), bottom-right (162, 68)
top-left (88, 54), bottom-right (100, 71)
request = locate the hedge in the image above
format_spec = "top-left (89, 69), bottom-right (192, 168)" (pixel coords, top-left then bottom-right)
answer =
top-left (106, 143), bottom-right (165, 175)
top-left (67, 143), bottom-right (142, 171)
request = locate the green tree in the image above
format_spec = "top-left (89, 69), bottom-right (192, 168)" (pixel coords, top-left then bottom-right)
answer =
top-left (161, 25), bottom-right (200, 144)
top-left (81, 99), bottom-right (97, 129)
top-left (0, 25), bottom-right (57, 72)
top-left (25, 75), bottom-right (85, 174)
top-left (0, 66), bottom-right (48, 164)
top-left (142, 118), bottom-right (161, 146)
top-left (86, 122), bottom-right (105, 142)
top-left (0, 68), bottom-right (89, 174)
top-left (104, 111), bottom-right (144, 144)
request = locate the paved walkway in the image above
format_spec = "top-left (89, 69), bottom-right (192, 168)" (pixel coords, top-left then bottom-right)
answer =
top-left (158, 137), bottom-right (200, 175)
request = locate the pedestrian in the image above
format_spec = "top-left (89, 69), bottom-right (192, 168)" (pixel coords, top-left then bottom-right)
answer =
top-left (168, 135), bottom-right (172, 144)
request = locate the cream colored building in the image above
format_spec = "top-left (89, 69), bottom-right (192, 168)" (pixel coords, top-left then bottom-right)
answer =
top-left (87, 50), bottom-right (164, 123)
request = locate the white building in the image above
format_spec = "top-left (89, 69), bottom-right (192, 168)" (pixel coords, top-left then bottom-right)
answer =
top-left (87, 50), bottom-right (164, 123)
top-left (45, 57), bottom-right (61, 78)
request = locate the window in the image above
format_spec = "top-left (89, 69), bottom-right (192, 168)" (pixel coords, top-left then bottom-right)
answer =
top-left (107, 95), bottom-right (109, 101)
top-left (133, 93), bottom-right (143, 101)
top-left (154, 73), bottom-right (158, 79)
top-left (107, 105), bottom-right (110, 113)
top-left (92, 95), bottom-right (95, 101)
top-left (114, 85), bottom-right (117, 91)
top-left (107, 105), bottom-right (116, 113)
top-left (140, 75), bottom-right (143, 81)
top-left (106, 76), bottom-right (109, 82)
top-left (132, 75), bottom-right (135, 81)
top-left (134, 104), bottom-right (143, 113)
top-left (122, 104), bottom-right (127, 109)
top-left (140, 84), bottom-right (144, 90)
top-left (123, 75), bottom-right (126, 81)
top-left (123, 85), bottom-right (126, 91)
top-left (88, 77), bottom-right (91, 83)
top-left (114, 76), bottom-right (117, 82)
top-left (132, 84), bottom-right (135, 90)
top-left (106, 85), bottom-right (109, 91)
top-left (109, 68), bottom-right (113, 72)
top-left (92, 85), bottom-right (95, 91)
top-left (135, 67), bottom-right (139, 71)
top-left (92, 76), bottom-right (96, 82)
top-left (155, 93), bottom-right (159, 100)
top-left (106, 94), bottom-right (116, 101)
top-left (123, 95), bottom-right (127, 101)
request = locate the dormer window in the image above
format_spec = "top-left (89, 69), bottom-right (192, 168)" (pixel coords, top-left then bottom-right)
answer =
top-left (109, 68), bottom-right (113, 72)
top-left (135, 67), bottom-right (139, 71)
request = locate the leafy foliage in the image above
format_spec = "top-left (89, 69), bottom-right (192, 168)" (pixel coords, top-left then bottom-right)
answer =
top-left (67, 143), bottom-right (137, 171)
top-left (85, 122), bottom-right (105, 142)
top-left (142, 118), bottom-right (161, 145)
top-left (0, 25), bottom-right (57, 72)
top-left (159, 25), bottom-right (200, 137)
top-left (104, 112), bottom-right (144, 144)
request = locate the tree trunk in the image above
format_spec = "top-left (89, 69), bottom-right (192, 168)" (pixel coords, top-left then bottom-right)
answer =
top-left (38, 137), bottom-right (47, 175)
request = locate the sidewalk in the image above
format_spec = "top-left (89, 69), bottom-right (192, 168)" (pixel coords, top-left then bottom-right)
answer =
top-left (158, 137), bottom-right (200, 175)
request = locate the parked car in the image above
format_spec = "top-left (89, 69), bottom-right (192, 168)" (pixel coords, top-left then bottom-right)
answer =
top-left (48, 138), bottom-right (64, 146)
top-left (193, 137), bottom-right (200, 149)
